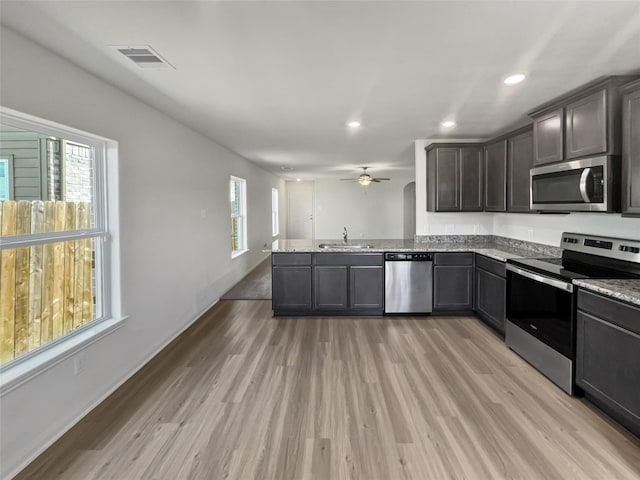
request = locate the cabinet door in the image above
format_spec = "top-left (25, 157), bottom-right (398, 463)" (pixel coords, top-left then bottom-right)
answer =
top-left (475, 268), bottom-right (506, 333)
top-left (623, 86), bottom-right (640, 215)
top-left (508, 129), bottom-right (534, 212)
top-left (349, 266), bottom-right (383, 310)
top-left (433, 265), bottom-right (473, 311)
top-left (484, 140), bottom-right (507, 212)
top-left (314, 266), bottom-right (348, 310)
top-left (272, 266), bottom-right (312, 310)
top-left (566, 89), bottom-right (607, 159)
top-left (577, 311), bottom-right (640, 438)
top-left (460, 146), bottom-right (483, 211)
top-left (533, 108), bottom-right (564, 165)
top-left (435, 148), bottom-right (461, 211)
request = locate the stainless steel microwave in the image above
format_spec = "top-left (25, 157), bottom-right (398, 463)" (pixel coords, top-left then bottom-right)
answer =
top-left (530, 156), bottom-right (620, 212)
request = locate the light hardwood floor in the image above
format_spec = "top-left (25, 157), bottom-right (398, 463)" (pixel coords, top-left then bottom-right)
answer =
top-left (15, 300), bottom-right (640, 479)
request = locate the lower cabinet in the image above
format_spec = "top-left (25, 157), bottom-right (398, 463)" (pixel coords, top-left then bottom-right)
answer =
top-left (272, 266), bottom-right (312, 311)
top-left (433, 253), bottom-right (473, 311)
top-left (576, 290), bottom-right (640, 438)
top-left (272, 253), bottom-right (383, 315)
top-left (350, 266), bottom-right (384, 310)
top-left (314, 266), bottom-right (348, 310)
top-left (474, 254), bottom-right (506, 334)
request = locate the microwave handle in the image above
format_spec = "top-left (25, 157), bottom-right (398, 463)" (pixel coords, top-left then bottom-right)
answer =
top-left (579, 168), bottom-right (592, 202)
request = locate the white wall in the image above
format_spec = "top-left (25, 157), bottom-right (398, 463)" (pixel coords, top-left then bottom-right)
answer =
top-left (314, 176), bottom-right (414, 240)
top-left (0, 27), bottom-right (285, 479)
top-left (416, 140), bottom-right (640, 245)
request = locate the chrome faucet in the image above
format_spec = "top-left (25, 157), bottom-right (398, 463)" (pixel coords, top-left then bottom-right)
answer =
top-left (342, 227), bottom-right (348, 244)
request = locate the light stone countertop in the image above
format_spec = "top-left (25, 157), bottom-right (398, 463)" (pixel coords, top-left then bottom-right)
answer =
top-left (270, 239), bottom-right (545, 262)
top-left (573, 279), bottom-right (640, 308)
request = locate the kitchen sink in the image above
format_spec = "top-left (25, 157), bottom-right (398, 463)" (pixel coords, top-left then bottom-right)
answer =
top-left (318, 243), bottom-right (374, 249)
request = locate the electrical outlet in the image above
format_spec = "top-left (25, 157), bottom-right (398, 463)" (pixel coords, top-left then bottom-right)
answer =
top-left (200, 209), bottom-right (207, 219)
top-left (73, 356), bottom-right (84, 375)
top-left (528, 229), bottom-right (534, 240)
top-left (445, 224), bottom-right (454, 234)
top-left (360, 233), bottom-right (364, 238)
top-left (473, 224), bottom-right (480, 234)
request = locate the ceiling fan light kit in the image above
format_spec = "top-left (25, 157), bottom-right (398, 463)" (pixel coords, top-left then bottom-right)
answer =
top-left (341, 167), bottom-right (391, 186)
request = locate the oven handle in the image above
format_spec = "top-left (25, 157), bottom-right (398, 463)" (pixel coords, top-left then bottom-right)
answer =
top-left (506, 264), bottom-right (574, 293)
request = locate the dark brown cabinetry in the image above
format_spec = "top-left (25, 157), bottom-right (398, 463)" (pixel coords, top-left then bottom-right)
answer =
top-left (474, 254), bottom-right (506, 334)
top-left (566, 89), bottom-right (607, 159)
top-left (433, 253), bottom-right (473, 312)
top-left (507, 127), bottom-right (534, 212)
top-left (484, 140), bottom-right (507, 212)
top-left (533, 108), bottom-right (564, 165)
top-left (622, 79), bottom-right (640, 216)
top-left (529, 76), bottom-right (635, 166)
top-left (426, 144), bottom-right (483, 212)
top-left (272, 253), bottom-right (383, 316)
top-left (272, 254), bottom-right (313, 311)
top-left (577, 290), bottom-right (640, 438)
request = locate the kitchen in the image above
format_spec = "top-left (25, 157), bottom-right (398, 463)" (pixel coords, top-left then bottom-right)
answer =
top-left (1, 2), bottom-right (640, 479)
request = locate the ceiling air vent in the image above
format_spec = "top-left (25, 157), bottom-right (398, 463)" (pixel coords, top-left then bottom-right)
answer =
top-left (111, 45), bottom-right (174, 69)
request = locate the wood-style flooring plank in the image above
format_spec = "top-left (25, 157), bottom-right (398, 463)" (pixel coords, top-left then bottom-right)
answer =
top-left (13, 300), bottom-right (640, 480)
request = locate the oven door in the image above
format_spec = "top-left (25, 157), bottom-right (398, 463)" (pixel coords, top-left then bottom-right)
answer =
top-left (506, 265), bottom-right (575, 359)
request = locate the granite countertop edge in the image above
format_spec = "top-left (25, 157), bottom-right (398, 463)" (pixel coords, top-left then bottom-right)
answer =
top-left (573, 279), bottom-right (640, 307)
top-left (270, 239), bottom-right (549, 262)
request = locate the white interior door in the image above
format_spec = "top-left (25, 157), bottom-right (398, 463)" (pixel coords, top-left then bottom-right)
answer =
top-left (287, 180), bottom-right (314, 239)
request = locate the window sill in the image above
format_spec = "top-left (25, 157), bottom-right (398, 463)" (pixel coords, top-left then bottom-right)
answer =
top-left (0, 316), bottom-right (127, 396)
top-left (231, 249), bottom-right (249, 259)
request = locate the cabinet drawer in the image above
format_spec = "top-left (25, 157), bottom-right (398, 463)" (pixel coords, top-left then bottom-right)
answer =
top-left (434, 253), bottom-right (473, 266)
top-left (272, 253), bottom-right (311, 266)
top-left (475, 254), bottom-right (506, 278)
top-left (578, 290), bottom-right (640, 336)
top-left (314, 253), bottom-right (382, 266)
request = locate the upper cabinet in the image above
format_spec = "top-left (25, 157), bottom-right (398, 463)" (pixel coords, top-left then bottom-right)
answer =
top-left (426, 144), bottom-right (483, 212)
top-left (533, 108), bottom-right (564, 165)
top-left (507, 127), bottom-right (534, 212)
top-left (484, 139), bottom-right (507, 212)
top-left (529, 76), bottom-right (635, 166)
top-left (622, 79), bottom-right (640, 216)
top-left (565, 89), bottom-right (607, 159)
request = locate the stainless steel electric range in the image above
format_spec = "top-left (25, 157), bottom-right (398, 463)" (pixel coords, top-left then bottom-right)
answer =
top-left (505, 232), bottom-right (640, 395)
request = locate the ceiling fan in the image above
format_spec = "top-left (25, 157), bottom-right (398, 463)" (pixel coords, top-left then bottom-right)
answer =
top-left (340, 167), bottom-right (390, 186)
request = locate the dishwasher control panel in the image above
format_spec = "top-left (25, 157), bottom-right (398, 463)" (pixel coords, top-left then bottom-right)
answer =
top-left (385, 252), bottom-right (433, 261)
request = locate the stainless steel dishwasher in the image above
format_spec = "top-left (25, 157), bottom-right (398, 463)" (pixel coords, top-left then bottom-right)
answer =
top-left (384, 253), bottom-right (433, 314)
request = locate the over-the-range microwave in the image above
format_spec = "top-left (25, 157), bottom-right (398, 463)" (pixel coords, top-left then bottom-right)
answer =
top-left (530, 155), bottom-right (620, 212)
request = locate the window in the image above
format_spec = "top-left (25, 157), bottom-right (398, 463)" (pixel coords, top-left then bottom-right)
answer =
top-left (0, 111), bottom-right (113, 368)
top-left (271, 187), bottom-right (279, 236)
top-left (0, 155), bottom-right (14, 201)
top-left (230, 176), bottom-right (247, 257)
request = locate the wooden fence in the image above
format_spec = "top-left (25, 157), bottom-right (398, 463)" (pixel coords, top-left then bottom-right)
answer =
top-left (0, 200), bottom-right (94, 364)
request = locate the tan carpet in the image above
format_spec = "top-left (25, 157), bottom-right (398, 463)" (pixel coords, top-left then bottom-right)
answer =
top-left (221, 257), bottom-right (271, 300)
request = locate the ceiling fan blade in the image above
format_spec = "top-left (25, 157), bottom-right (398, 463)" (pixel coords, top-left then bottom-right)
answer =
top-left (340, 178), bottom-right (357, 181)
top-left (372, 178), bottom-right (391, 181)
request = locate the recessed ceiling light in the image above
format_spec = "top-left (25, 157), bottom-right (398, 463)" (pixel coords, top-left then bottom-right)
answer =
top-left (347, 121), bottom-right (361, 128)
top-left (441, 120), bottom-right (456, 128)
top-left (296, 178), bottom-right (301, 182)
top-left (504, 73), bottom-right (526, 86)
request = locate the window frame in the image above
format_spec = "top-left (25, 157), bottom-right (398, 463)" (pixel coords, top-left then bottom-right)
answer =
top-left (0, 107), bottom-right (119, 377)
top-left (230, 176), bottom-right (247, 258)
top-left (271, 187), bottom-right (279, 237)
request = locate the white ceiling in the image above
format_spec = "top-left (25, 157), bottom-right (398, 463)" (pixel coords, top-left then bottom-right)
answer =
top-left (1, 1), bottom-right (639, 181)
